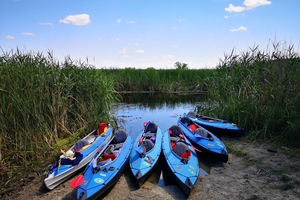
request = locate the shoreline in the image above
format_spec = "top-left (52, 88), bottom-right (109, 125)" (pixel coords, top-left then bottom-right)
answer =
top-left (4, 137), bottom-right (300, 200)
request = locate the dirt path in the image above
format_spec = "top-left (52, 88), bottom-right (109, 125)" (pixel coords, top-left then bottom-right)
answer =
top-left (4, 138), bottom-right (300, 200)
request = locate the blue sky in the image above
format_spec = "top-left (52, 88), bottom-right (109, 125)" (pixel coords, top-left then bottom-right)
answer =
top-left (1, 0), bottom-right (300, 69)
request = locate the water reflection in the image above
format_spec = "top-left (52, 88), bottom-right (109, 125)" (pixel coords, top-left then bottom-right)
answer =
top-left (112, 93), bottom-right (210, 177)
top-left (113, 93), bottom-right (206, 134)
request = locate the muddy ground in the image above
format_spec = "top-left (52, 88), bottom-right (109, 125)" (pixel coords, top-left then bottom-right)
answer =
top-left (4, 137), bottom-right (300, 200)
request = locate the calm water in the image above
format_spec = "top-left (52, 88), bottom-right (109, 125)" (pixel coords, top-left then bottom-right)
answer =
top-left (112, 93), bottom-right (210, 177)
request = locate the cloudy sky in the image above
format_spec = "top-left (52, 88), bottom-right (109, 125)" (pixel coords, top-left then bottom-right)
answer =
top-left (1, 0), bottom-right (299, 69)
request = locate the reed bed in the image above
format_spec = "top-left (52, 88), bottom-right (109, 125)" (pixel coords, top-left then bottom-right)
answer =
top-left (101, 67), bottom-right (212, 93)
top-left (197, 42), bottom-right (300, 146)
top-left (0, 49), bottom-right (118, 195)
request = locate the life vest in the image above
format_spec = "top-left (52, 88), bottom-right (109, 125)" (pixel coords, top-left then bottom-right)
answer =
top-left (103, 153), bottom-right (116, 161)
top-left (181, 149), bottom-right (191, 159)
top-left (98, 122), bottom-right (108, 135)
top-left (189, 124), bottom-right (197, 131)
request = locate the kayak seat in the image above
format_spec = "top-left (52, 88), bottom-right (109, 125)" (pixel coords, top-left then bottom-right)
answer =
top-left (187, 111), bottom-right (197, 118)
top-left (170, 136), bottom-right (179, 142)
top-left (142, 139), bottom-right (154, 153)
top-left (114, 129), bottom-right (128, 143)
top-left (169, 125), bottom-right (183, 137)
top-left (74, 139), bottom-right (90, 152)
top-left (180, 116), bottom-right (193, 126)
top-left (145, 122), bottom-right (158, 133)
top-left (194, 127), bottom-right (208, 138)
top-left (145, 132), bottom-right (156, 138)
top-left (173, 141), bottom-right (189, 158)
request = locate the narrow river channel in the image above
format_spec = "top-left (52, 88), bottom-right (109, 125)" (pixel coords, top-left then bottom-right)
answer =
top-left (112, 93), bottom-right (210, 185)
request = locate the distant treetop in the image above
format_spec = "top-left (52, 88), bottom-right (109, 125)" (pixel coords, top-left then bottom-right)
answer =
top-left (174, 61), bottom-right (189, 70)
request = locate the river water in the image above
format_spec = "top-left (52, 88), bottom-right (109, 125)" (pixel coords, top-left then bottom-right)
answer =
top-left (112, 93), bottom-right (210, 179)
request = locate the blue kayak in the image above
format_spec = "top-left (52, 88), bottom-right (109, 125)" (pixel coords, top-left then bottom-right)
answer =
top-left (186, 111), bottom-right (245, 136)
top-left (161, 125), bottom-right (199, 198)
top-left (44, 123), bottom-right (114, 190)
top-left (129, 121), bottom-right (163, 187)
top-left (76, 129), bottom-right (133, 200)
top-left (178, 116), bottom-right (229, 163)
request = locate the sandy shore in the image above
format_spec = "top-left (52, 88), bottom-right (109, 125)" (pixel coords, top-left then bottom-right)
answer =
top-left (5, 138), bottom-right (300, 200)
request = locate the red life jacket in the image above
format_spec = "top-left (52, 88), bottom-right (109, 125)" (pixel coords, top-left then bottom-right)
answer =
top-left (98, 122), bottom-right (108, 134)
top-left (189, 124), bottom-right (197, 131)
top-left (181, 149), bottom-right (191, 159)
top-left (103, 153), bottom-right (116, 160)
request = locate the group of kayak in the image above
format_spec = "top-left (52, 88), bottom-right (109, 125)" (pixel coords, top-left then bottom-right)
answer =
top-left (44, 111), bottom-right (245, 199)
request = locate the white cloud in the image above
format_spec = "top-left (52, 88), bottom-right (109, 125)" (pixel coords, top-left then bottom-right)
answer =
top-left (134, 42), bottom-right (140, 46)
top-left (117, 18), bottom-right (121, 23)
top-left (115, 38), bottom-right (120, 41)
top-left (225, 4), bottom-right (245, 13)
top-left (59, 14), bottom-right (90, 26)
top-left (229, 26), bottom-right (247, 32)
top-left (178, 18), bottom-right (184, 22)
top-left (163, 55), bottom-right (175, 60)
top-left (171, 26), bottom-right (177, 30)
top-left (22, 32), bottom-right (35, 36)
top-left (225, 0), bottom-right (271, 13)
top-left (136, 50), bottom-right (144, 54)
top-left (244, 0), bottom-right (271, 9)
top-left (6, 35), bottom-right (15, 39)
top-left (39, 22), bottom-right (53, 26)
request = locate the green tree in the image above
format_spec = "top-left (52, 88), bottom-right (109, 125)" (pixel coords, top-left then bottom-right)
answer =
top-left (174, 61), bottom-right (189, 70)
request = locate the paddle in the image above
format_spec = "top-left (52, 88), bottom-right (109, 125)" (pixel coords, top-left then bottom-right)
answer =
top-left (70, 174), bottom-right (84, 188)
top-left (191, 146), bottom-right (201, 153)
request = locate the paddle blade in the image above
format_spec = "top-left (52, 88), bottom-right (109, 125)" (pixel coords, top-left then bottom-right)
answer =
top-left (70, 174), bottom-right (84, 188)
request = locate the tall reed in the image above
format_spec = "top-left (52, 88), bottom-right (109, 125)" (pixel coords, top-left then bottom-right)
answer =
top-left (101, 67), bottom-right (213, 93)
top-left (200, 42), bottom-right (300, 146)
top-left (0, 49), bottom-right (118, 194)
